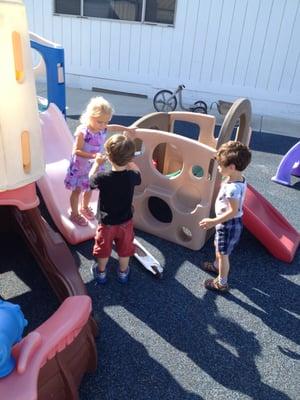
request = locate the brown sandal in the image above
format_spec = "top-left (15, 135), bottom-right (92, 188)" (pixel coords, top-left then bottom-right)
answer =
top-left (204, 278), bottom-right (229, 292)
top-left (69, 213), bottom-right (88, 227)
top-left (201, 261), bottom-right (219, 274)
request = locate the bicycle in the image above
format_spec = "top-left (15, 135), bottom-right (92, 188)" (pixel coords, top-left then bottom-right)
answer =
top-left (153, 84), bottom-right (208, 114)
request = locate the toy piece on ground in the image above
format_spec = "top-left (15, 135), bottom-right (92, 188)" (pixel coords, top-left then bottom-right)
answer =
top-left (0, 301), bottom-right (28, 378)
top-left (0, 296), bottom-right (97, 400)
top-left (272, 140), bottom-right (300, 186)
top-left (133, 238), bottom-right (164, 277)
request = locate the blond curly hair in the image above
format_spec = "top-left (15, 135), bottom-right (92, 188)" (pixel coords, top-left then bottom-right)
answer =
top-left (80, 96), bottom-right (113, 126)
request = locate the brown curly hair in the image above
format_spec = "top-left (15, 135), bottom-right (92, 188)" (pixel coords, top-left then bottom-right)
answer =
top-left (105, 134), bottom-right (135, 166)
top-left (216, 141), bottom-right (251, 171)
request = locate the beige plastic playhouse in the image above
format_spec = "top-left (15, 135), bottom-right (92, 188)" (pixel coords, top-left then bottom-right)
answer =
top-left (128, 100), bottom-right (251, 251)
top-left (0, 0), bottom-right (44, 196)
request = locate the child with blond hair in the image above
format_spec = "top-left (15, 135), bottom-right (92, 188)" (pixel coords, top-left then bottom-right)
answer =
top-left (64, 96), bottom-right (132, 226)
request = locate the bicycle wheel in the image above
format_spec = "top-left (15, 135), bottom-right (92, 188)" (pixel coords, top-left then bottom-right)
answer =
top-left (193, 106), bottom-right (207, 114)
top-left (153, 90), bottom-right (177, 112)
top-left (193, 100), bottom-right (208, 114)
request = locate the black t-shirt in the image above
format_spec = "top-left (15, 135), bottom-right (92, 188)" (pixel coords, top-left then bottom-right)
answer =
top-left (90, 170), bottom-right (141, 225)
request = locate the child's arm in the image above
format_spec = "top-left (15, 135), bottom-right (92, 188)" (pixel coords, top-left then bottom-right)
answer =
top-left (89, 154), bottom-right (107, 179)
top-left (199, 198), bottom-right (239, 230)
top-left (127, 161), bottom-right (140, 173)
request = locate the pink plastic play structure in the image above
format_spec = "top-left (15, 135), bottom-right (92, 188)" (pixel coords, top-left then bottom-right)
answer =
top-left (38, 104), bottom-right (99, 245)
top-left (0, 296), bottom-right (97, 400)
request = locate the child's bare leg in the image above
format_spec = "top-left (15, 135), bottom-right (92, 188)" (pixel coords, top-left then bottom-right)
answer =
top-left (81, 190), bottom-right (92, 209)
top-left (70, 189), bottom-right (81, 215)
top-left (214, 250), bottom-right (220, 271)
top-left (202, 249), bottom-right (219, 273)
top-left (218, 253), bottom-right (229, 285)
top-left (119, 256), bottom-right (129, 272)
top-left (96, 257), bottom-right (109, 272)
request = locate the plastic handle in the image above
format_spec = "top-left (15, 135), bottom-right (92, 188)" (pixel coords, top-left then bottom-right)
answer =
top-left (12, 31), bottom-right (24, 82)
top-left (17, 332), bottom-right (42, 374)
top-left (57, 63), bottom-right (64, 83)
top-left (21, 130), bottom-right (31, 173)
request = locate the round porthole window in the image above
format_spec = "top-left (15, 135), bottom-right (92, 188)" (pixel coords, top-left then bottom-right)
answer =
top-left (148, 196), bottom-right (173, 223)
top-left (152, 143), bottom-right (183, 178)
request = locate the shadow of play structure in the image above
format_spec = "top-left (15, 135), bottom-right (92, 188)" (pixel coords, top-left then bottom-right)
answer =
top-left (0, 2), bottom-right (299, 398)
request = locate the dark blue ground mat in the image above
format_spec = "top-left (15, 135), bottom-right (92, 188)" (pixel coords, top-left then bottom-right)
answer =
top-left (1, 116), bottom-right (299, 400)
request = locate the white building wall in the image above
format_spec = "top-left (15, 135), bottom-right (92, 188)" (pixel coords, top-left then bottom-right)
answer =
top-left (24, 0), bottom-right (300, 118)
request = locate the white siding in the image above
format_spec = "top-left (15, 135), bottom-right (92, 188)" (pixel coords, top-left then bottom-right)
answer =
top-left (24, 0), bottom-right (300, 118)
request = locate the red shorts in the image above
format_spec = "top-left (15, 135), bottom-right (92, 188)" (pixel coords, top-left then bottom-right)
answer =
top-left (93, 219), bottom-right (135, 258)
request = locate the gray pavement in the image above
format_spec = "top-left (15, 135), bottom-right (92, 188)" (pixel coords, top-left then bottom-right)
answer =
top-left (1, 84), bottom-right (300, 400)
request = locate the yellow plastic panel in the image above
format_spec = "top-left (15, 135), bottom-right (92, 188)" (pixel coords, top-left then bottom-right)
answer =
top-left (21, 130), bottom-right (31, 173)
top-left (12, 31), bottom-right (24, 82)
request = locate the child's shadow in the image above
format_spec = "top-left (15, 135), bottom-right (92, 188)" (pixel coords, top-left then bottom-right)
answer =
top-left (79, 229), bottom-right (290, 400)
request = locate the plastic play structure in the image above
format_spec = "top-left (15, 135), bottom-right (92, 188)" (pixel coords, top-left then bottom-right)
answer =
top-left (0, 1), bottom-right (97, 398)
top-left (30, 32), bottom-right (66, 115)
top-left (36, 91), bottom-right (299, 262)
top-left (128, 100), bottom-right (300, 263)
top-left (0, 296), bottom-right (96, 400)
top-left (272, 140), bottom-right (300, 186)
top-left (0, 0), bottom-right (299, 396)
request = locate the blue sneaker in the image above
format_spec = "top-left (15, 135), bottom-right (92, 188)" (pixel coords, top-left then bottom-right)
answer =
top-left (91, 263), bottom-right (107, 284)
top-left (117, 266), bottom-right (130, 284)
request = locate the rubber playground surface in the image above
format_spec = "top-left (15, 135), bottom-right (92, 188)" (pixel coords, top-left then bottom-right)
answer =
top-left (1, 115), bottom-right (299, 400)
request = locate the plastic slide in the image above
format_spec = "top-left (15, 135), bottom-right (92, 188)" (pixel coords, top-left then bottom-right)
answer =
top-left (243, 184), bottom-right (300, 263)
top-left (271, 140), bottom-right (300, 186)
top-left (37, 104), bottom-right (163, 275)
top-left (38, 103), bottom-right (99, 245)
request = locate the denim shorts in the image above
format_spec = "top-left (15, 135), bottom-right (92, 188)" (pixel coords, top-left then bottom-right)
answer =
top-left (215, 218), bottom-right (243, 255)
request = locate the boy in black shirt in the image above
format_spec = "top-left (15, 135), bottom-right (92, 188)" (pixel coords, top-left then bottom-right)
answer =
top-left (89, 134), bottom-right (141, 283)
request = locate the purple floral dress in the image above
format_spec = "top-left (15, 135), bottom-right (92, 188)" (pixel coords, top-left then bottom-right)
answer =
top-left (64, 126), bottom-right (107, 192)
